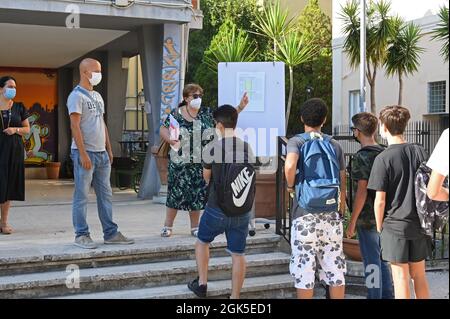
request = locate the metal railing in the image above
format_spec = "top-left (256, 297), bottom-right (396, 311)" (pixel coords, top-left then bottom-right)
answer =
top-left (333, 119), bottom-right (449, 156)
top-left (275, 136), bottom-right (293, 242)
top-left (276, 134), bottom-right (448, 260)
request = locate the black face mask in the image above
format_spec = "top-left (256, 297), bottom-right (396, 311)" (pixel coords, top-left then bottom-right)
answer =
top-left (352, 133), bottom-right (361, 144)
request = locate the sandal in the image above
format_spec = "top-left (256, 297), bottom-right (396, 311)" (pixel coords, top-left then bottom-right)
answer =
top-left (0, 224), bottom-right (13, 235)
top-left (161, 226), bottom-right (173, 237)
top-left (191, 227), bottom-right (199, 237)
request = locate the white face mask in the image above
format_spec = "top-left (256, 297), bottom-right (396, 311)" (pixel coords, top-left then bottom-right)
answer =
top-left (190, 97), bottom-right (202, 110)
top-left (89, 72), bottom-right (102, 86)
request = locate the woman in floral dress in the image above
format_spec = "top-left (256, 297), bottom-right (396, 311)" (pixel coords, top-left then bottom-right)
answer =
top-left (159, 84), bottom-right (248, 237)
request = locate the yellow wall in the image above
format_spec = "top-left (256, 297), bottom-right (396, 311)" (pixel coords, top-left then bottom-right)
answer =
top-left (125, 56), bottom-right (147, 131)
top-left (258, 0), bottom-right (332, 18)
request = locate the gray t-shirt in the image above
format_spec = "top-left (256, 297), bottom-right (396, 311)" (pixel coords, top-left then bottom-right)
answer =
top-left (286, 133), bottom-right (346, 219)
top-left (67, 85), bottom-right (106, 152)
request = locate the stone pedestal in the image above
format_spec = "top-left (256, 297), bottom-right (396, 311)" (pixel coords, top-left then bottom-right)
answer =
top-left (153, 184), bottom-right (168, 205)
top-left (151, 145), bottom-right (169, 205)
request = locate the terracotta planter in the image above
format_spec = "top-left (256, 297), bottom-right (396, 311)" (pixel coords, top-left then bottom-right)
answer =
top-left (254, 172), bottom-right (277, 218)
top-left (151, 146), bottom-right (169, 185)
top-left (45, 162), bottom-right (61, 180)
top-left (343, 238), bottom-right (362, 261)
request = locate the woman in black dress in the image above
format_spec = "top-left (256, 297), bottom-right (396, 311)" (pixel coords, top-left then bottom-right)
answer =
top-left (0, 76), bottom-right (30, 234)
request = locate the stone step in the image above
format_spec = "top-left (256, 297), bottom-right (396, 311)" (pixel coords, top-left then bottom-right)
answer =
top-left (0, 234), bottom-right (281, 276)
top-left (54, 274), bottom-right (365, 299)
top-left (0, 252), bottom-right (291, 299)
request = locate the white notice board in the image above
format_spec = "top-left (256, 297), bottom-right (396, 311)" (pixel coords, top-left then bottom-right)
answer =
top-left (218, 62), bottom-right (285, 157)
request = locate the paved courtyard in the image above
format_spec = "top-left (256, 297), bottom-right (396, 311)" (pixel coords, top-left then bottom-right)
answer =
top-left (0, 180), bottom-right (448, 299)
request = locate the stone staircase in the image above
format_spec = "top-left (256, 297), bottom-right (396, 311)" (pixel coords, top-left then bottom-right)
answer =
top-left (0, 232), bottom-right (366, 299)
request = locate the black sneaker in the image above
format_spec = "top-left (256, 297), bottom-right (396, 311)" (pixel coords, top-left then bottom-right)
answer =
top-left (188, 277), bottom-right (207, 298)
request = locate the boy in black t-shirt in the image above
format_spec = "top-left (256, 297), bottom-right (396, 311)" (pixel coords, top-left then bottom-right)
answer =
top-left (187, 105), bottom-right (255, 299)
top-left (368, 106), bottom-right (431, 299)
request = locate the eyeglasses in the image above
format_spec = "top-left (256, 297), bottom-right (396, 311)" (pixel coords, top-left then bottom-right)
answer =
top-left (350, 126), bottom-right (359, 131)
top-left (191, 94), bottom-right (203, 99)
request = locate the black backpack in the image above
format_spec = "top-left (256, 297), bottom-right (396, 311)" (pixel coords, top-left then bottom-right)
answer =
top-left (415, 162), bottom-right (449, 236)
top-left (214, 142), bottom-right (256, 217)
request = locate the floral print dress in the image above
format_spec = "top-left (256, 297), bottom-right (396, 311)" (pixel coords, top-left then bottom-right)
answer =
top-left (163, 106), bottom-right (215, 211)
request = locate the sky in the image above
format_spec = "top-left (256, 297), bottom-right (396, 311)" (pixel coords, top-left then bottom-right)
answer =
top-left (333, 0), bottom-right (449, 38)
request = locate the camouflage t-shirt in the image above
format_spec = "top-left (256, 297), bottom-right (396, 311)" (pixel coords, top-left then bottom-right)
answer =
top-left (349, 145), bottom-right (385, 230)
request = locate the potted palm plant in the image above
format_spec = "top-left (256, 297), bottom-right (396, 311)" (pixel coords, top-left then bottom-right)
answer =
top-left (342, 209), bottom-right (363, 261)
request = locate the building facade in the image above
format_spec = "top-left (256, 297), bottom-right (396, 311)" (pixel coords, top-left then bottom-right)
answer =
top-left (332, 3), bottom-right (449, 129)
top-left (0, 0), bottom-right (202, 198)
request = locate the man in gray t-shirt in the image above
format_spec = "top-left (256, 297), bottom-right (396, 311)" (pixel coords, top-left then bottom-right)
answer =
top-left (67, 87), bottom-right (106, 152)
top-left (68, 58), bottom-right (133, 249)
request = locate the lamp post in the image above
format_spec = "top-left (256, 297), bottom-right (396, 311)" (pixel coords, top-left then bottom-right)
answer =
top-left (360, 0), bottom-right (367, 113)
top-left (138, 90), bottom-right (145, 151)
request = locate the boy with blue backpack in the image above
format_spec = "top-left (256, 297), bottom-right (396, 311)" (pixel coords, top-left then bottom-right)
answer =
top-left (285, 98), bottom-right (347, 299)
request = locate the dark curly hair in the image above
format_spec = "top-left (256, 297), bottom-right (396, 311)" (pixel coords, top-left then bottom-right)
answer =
top-left (300, 98), bottom-right (328, 128)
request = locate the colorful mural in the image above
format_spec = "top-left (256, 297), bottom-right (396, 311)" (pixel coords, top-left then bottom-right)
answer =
top-left (23, 112), bottom-right (52, 164)
top-left (160, 25), bottom-right (182, 124)
top-left (0, 67), bottom-right (58, 164)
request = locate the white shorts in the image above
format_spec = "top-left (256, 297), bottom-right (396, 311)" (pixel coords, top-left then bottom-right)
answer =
top-left (290, 212), bottom-right (346, 289)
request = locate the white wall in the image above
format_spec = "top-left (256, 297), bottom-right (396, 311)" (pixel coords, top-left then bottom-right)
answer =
top-left (333, 0), bottom-right (449, 39)
top-left (333, 11), bottom-right (449, 127)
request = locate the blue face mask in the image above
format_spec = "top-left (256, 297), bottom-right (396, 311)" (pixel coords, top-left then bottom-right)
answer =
top-left (3, 88), bottom-right (16, 100)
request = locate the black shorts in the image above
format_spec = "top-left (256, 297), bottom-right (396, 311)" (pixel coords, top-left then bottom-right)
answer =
top-left (380, 230), bottom-right (432, 263)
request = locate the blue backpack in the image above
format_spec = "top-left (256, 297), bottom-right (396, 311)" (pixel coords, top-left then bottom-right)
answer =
top-left (295, 132), bottom-right (341, 213)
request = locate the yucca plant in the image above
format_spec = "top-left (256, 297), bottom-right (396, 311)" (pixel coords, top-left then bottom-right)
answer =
top-left (431, 6), bottom-right (449, 63)
top-left (273, 32), bottom-right (316, 129)
top-left (385, 18), bottom-right (424, 105)
top-left (204, 19), bottom-right (257, 73)
top-left (253, 0), bottom-right (295, 60)
top-left (340, 0), bottom-right (395, 113)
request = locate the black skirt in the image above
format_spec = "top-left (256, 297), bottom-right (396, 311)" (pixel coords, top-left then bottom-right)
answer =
top-left (0, 132), bottom-right (25, 204)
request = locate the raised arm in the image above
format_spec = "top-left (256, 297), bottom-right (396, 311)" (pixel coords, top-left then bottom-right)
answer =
top-left (236, 92), bottom-right (249, 114)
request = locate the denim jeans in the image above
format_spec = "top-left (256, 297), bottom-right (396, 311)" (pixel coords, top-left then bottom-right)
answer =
top-left (357, 226), bottom-right (394, 299)
top-left (71, 149), bottom-right (118, 240)
top-left (197, 205), bottom-right (251, 255)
